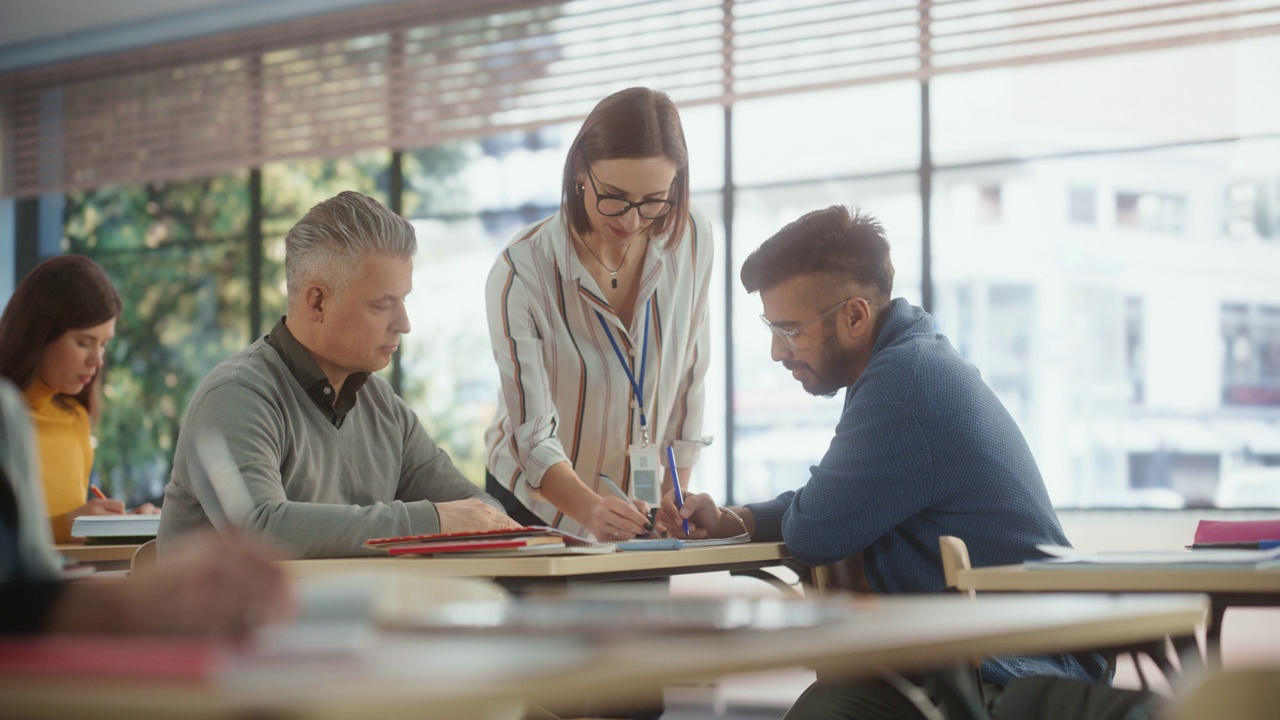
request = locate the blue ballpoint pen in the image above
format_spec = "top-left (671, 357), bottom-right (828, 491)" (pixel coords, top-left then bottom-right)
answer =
top-left (667, 446), bottom-right (690, 536)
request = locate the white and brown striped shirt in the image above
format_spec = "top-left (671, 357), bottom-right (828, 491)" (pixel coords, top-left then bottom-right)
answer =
top-left (484, 208), bottom-right (713, 535)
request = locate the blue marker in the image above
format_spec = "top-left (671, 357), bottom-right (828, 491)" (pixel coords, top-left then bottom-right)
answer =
top-left (667, 445), bottom-right (690, 536)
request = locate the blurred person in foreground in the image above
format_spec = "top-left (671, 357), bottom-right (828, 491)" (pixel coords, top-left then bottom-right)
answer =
top-left (0, 377), bottom-right (290, 636)
top-left (159, 191), bottom-right (518, 558)
top-left (660, 205), bottom-right (1155, 720)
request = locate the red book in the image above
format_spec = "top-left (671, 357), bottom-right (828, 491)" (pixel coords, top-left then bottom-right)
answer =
top-left (366, 525), bottom-right (597, 551)
top-left (1194, 518), bottom-right (1280, 545)
top-left (384, 536), bottom-right (566, 556)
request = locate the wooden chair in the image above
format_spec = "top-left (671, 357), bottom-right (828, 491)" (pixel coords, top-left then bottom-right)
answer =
top-left (942, 535), bottom-right (1186, 691)
top-left (804, 551), bottom-right (874, 597)
top-left (129, 538), bottom-right (158, 575)
top-left (1169, 667), bottom-right (1280, 720)
top-left (939, 535), bottom-right (975, 598)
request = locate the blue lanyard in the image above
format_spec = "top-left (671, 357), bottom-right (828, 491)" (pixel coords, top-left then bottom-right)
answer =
top-left (595, 298), bottom-right (651, 443)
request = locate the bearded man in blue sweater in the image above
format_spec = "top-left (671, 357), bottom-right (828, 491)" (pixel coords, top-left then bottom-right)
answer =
top-left (665, 205), bottom-right (1150, 719)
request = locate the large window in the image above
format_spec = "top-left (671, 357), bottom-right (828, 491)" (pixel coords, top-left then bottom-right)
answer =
top-left (930, 38), bottom-right (1280, 508)
top-left (64, 174), bottom-right (251, 505)
top-left (11, 5), bottom-right (1280, 511)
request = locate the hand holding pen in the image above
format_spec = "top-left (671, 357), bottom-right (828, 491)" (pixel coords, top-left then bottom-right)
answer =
top-left (74, 485), bottom-right (125, 517)
top-left (593, 474), bottom-right (653, 541)
top-left (91, 484), bottom-right (159, 515)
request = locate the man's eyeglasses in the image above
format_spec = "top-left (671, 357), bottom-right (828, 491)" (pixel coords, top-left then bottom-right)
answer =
top-left (587, 168), bottom-right (676, 220)
top-left (760, 297), bottom-right (852, 350)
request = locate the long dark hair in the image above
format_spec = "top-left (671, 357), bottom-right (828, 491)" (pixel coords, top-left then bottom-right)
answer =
top-left (0, 255), bottom-right (123, 421)
top-left (561, 87), bottom-right (691, 250)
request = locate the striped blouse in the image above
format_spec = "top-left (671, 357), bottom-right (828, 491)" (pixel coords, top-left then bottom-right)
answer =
top-left (484, 208), bottom-right (714, 535)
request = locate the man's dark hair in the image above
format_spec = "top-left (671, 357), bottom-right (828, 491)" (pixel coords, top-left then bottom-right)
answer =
top-left (740, 205), bottom-right (894, 301)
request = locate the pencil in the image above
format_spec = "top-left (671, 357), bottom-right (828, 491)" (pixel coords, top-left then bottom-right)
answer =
top-left (90, 485), bottom-right (107, 500)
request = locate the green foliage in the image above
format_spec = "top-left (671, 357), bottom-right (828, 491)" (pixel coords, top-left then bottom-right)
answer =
top-left (65, 174), bottom-right (251, 503)
top-left (260, 152), bottom-right (391, 324)
top-left (62, 144), bottom-right (495, 501)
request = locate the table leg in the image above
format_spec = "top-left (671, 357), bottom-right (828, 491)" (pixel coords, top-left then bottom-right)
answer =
top-left (729, 568), bottom-right (803, 597)
top-left (1205, 599), bottom-right (1227, 668)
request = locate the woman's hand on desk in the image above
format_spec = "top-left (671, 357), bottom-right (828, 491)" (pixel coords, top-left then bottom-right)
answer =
top-left (129, 502), bottom-right (160, 514)
top-left (583, 496), bottom-right (650, 542)
top-left (65, 497), bottom-right (126, 522)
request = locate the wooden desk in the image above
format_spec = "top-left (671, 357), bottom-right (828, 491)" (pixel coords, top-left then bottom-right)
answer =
top-left (284, 541), bottom-right (794, 592)
top-left (54, 542), bottom-right (141, 572)
top-left (955, 564), bottom-right (1280, 654)
top-left (0, 593), bottom-right (1209, 720)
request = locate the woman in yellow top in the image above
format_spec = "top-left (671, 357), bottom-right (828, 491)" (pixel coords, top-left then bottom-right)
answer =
top-left (0, 255), bottom-right (155, 542)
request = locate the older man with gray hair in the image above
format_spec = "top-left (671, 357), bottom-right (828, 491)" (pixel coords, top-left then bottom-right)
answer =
top-left (159, 191), bottom-right (518, 558)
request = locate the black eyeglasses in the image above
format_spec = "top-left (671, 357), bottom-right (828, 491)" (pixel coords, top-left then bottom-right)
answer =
top-left (586, 168), bottom-right (677, 220)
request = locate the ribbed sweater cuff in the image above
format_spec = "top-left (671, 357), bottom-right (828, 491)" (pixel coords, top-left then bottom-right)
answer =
top-left (743, 499), bottom-right (788, 542)
top-left (405, 501), bottom-right (442, 536)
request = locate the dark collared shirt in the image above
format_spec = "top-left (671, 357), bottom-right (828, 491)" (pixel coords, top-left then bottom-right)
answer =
top-left (265, 317), bottom-right (369, 428)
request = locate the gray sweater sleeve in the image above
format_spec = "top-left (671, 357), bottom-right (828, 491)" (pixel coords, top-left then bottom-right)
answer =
top-left (166, 377), bottom-right (495, 559)
top-left (393, 397), bottom-right (504, 525)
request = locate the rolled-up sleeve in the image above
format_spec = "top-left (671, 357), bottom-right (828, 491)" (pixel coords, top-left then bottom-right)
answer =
top-left (486, 251), bottom-right (570, 488)
top-left (665, 217), bottom-right (714, 469)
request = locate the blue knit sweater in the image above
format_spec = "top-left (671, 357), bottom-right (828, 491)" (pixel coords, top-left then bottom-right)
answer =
top-left (745, 299), bottom-right (1106, 687)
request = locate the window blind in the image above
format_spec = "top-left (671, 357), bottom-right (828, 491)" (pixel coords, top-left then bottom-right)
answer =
top-left (3, 0), bottom-right (1278, 198)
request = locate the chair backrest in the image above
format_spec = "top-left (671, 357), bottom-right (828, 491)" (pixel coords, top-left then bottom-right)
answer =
top-left (1170, 668), bottom-right (1280, 720)
top-left (805, 552), bottom-right (874, 597)
top-left (939, 535), bottom-right (975, 598)
top-left (130, 538), bottom-right (158, 575)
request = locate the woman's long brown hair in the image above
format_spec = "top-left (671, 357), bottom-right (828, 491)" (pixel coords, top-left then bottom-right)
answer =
top-left (0, 255), bottom-right (122, 422)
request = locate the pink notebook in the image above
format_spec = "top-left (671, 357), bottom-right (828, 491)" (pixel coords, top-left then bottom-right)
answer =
top-left (1194, 519), bottom-right (1280, 544)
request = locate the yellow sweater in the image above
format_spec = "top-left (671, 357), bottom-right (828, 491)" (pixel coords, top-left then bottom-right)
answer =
top-left (23, 378), bottom-right (94, 543)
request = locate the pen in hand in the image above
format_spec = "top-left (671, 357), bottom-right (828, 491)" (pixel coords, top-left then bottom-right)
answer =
top-left (90, 485), bottom-right (108, 501)
top-left (598, 474), bottom-right (654, 534)
top-left (667, 446), bottom-right (690, 536)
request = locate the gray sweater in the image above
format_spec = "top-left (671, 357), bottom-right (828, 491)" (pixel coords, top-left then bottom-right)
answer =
top-left (158, 334), bottom-right (501, 558)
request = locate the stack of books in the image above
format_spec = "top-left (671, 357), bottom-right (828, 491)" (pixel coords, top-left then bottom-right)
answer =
top-left (364, 526), bottom-right (614, 557)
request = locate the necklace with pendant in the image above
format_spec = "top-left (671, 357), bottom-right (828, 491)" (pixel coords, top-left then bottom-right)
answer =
top-left (579, 236), bottom-right (634, 289)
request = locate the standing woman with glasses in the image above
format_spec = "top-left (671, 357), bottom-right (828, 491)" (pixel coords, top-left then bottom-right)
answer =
top-left (0, 255), bottom-right (157, 543)
top-left (484, 87), bottom-right (713, 542)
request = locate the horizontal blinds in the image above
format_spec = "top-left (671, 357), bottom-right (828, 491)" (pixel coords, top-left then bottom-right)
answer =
top-left (3, 0), bottom-right (1279, 198)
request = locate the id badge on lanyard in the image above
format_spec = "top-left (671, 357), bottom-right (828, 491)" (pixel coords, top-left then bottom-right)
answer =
top-left (628, 443), bottom-right (662, 505)
top-left (596, 301), bottom-right (661, 504)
